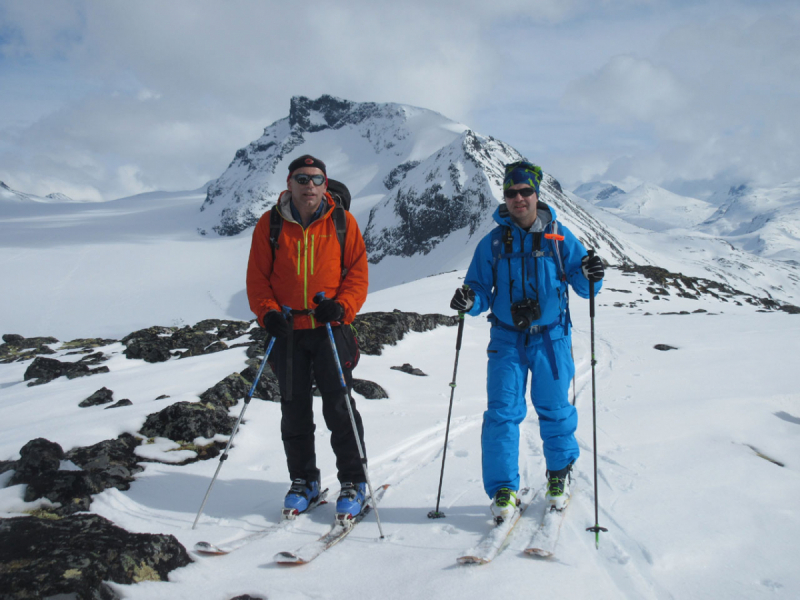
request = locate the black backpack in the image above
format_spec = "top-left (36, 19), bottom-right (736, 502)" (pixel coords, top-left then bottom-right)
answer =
top-left (268, 178), bottom-right (351, 277)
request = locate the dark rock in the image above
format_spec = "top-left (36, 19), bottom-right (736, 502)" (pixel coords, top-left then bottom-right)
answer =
top-left (122, 326), bottom-right (176, 363)
top-left (79, 387), bottom-right (115, 408)
top-left (352, 379), bottom-right (389, 399)
top-left (23, 470), bottom-right (107, 514)
top-left (155, 394), bottom-right (170, 400)
top-left (8, 438), bottom-right (64, 487)
top-left (654, 344), bottom-right (678, 351)
top-left (0, 334), bottom-right (59, 363)
top-left (0, 513), bottom-right (192, 600)
top-left (199, 373), bottom-right (252, 409)
top-left (391, 363), bottom-right (427, 376)
top-left (619, 263), bottom-right (800, 313)
top-left (23, 356), bottom-right (109, 386)
top-left (77, 351), bottom-right (108, 365)
top-left (194, 319), bottom-right (251, 340)
top-left (65, 433), bottom-right (144, 490)
top-left (105, 399), bottom-right (133, 409)
top-left (172, 327), bottom-right (224, 358)
top-left (139, 401), bottom-right (237, 442)
top-left (61, 337), bottom-right (118, 352)
top-left (353, 311), bottom-right (458, 355)
top-left (240, 363), bottom-right (281, 402)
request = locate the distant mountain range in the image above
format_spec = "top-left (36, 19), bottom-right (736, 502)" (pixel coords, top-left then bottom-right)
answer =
top-left (573, 179), bottom-right (800, 265)
top-left (3, 95), bottom-right (798, 307)
top-left (0, 181), bottom-right (74, 204)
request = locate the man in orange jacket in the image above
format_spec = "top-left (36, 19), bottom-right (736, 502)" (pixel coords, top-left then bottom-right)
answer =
top-left (246, 154), bottom-right (370, 517)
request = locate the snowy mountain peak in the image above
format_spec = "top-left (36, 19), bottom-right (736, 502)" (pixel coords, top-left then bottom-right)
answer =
top-left (198, 95), bottom-right (468, 237)
top-left (198, 95), bottom-right (631, 290)
top-left (0, 181), bottom-right (74, 204)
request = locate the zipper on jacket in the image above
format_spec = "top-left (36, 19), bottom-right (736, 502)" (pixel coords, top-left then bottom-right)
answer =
top-left (311, 234), bottom-right (315, 275)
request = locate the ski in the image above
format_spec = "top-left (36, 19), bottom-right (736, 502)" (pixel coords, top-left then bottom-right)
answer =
top-left (457, 487), bottom-right (536, 565)
top-left (524, 490), bottom-right (572, 558)
top-left (194, 488), bottom-right (329, 556)
top-left (274, 484), bottom-right (389, 565)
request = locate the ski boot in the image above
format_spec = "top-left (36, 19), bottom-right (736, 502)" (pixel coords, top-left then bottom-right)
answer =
top-left (282, 478), bottom-right (320, 519)
top-left (545, 463), bottom-right (573, 511)
top-left (335, 482), bottom-right (367, 523)
top-left (490, 487), bottom-right (518, 523)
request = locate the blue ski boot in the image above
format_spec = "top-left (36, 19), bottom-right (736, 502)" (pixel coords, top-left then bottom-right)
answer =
top-left (335, 482), bottom-right (367, 518)
top-left (283, 478), bottom-right (320, 517)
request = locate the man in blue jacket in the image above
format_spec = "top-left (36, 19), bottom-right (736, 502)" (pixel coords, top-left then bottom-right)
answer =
top-left (450, 161), bottom-right (604, 520)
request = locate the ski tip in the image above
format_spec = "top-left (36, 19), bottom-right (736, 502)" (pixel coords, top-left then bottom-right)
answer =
top-left (194, 542), bottom-right (228, 555)
top-left (457, 555), bottom-right (489, 565)
top-left (274, 551), bottom-right (303, 565)
top-left (524, 548), bottom-right (553, 559)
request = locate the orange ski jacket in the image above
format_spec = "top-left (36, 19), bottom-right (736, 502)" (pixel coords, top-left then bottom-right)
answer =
top-left (246, 190), bottom-right (369, 330)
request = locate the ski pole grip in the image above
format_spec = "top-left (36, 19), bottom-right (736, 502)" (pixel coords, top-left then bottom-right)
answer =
top-left (455, 312), bottom-right (465, 351)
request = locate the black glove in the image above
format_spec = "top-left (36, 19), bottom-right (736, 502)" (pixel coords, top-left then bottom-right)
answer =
top-left (264, 310), bottom-right (291, 339)
top-left (315, 299), bottom-right (345, 323)
top-left (581, 254), bottom-right (605, 283)
top-left (450, 286), bottom-right (475, 312)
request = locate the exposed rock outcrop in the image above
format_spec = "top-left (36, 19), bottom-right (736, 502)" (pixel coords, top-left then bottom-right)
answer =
top-left (0, 513), bottom-right (191, 600)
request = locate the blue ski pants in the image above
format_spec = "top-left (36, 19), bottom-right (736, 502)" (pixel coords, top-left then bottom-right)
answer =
top-left (482, 325), bottom-right (579, 498)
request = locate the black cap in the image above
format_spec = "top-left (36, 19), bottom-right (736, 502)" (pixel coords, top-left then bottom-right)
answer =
top-left (287, 154), bottom-right (326, 175)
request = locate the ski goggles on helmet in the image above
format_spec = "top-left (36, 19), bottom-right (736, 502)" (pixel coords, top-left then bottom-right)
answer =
top-left (503, 187), bottom-right (536, 199)
top-left (292, 173), bottom-right (326, 186)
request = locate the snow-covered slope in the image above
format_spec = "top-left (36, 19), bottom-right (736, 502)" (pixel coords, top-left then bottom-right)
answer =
top-left (575, 178), bottom-right (800, 265)
top-left (575, 181), bottom-right (716, 231)
top-left (699, 181), bottom-right (800, 263)
top-left (2, 270), bottom-right (799, 600)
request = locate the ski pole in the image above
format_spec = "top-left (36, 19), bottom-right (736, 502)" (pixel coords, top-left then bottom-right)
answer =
top-left (192, 335), bottom-right (276, 529)
top-left (282, 305), bottom-right (293, 405)
top-left (428, 288), bottom-right (468, 519)
top-left (584, 249), bottom-right (608, 547)
top-left (314, 292), bottom-right (385, 539)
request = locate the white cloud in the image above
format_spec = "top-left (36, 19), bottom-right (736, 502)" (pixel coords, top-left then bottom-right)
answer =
top-left (1, 0), bottom-right (799, 199)
top-left (563, 55), bottom-right (691, 124)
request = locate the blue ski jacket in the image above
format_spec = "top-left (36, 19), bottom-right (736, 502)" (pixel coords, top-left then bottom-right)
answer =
top-left (463, 202), bottom-right (600, 336)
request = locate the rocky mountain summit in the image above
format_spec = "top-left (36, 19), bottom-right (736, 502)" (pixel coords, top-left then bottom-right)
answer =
top-left (199, 94), bottom-right (633, 288)
top-left (199, 94), bottom-right (467, 236)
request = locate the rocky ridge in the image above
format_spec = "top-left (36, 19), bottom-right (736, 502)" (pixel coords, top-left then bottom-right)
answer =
top-left (0, 311), bottom-right (457, 599)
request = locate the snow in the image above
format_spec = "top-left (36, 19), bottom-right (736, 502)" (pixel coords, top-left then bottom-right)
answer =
top-left (2, 179), bottom-right (800, 599)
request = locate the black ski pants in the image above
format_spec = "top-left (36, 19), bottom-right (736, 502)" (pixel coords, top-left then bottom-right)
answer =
top-left (271, 325), bottom-right (365, 484)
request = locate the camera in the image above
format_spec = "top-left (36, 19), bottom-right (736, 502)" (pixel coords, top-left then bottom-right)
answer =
top-left (510, 298), bottom-right (541, 330)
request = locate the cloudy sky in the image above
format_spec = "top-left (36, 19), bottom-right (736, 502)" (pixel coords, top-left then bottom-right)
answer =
top-left (1, 0), bottom-right (798, 201)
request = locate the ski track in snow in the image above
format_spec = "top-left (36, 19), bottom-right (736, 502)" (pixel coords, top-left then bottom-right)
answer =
top-left (3, 269), bottom-right (800, 599)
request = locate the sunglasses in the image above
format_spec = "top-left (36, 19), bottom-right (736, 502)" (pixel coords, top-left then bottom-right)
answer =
top-left (503, 187), bottom-right (536, 199)
top-left (292, 173), bottom-right (326, 186)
